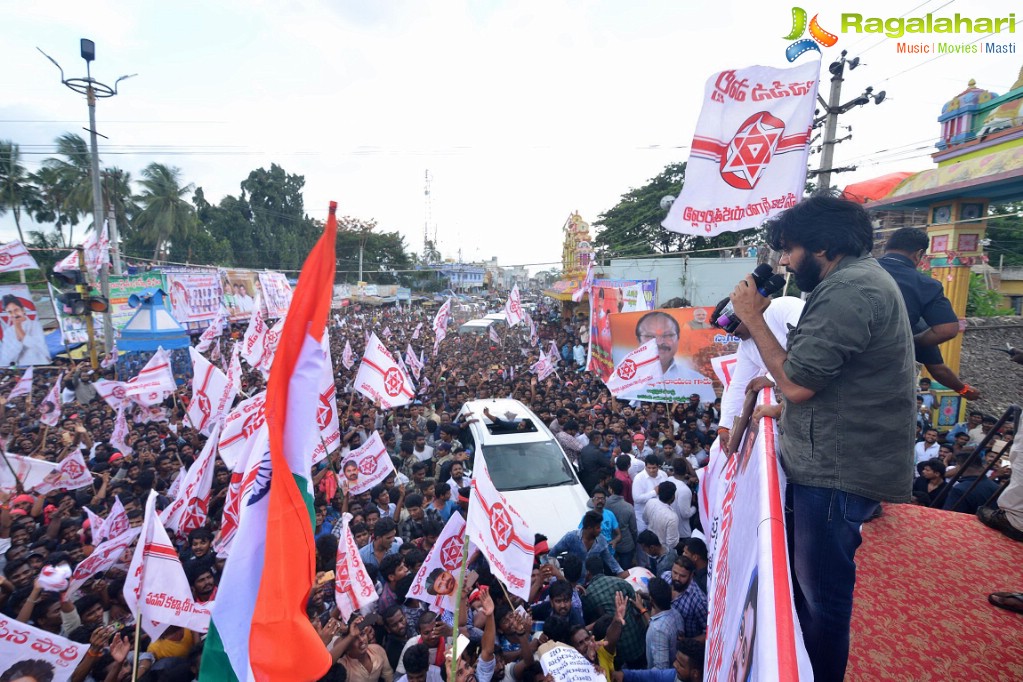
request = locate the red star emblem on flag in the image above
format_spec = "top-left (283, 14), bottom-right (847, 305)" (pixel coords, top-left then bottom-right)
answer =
top-left (383, 368), bottom-right (404, 397)
top-left (317, 386), bottom-right (334, 430)
top-left (489, 503), bottom-right (514, 551)
top-left (617, 359), bottom-right (637, 380)
top-left (719, 111), bottom-right (786, 190)
top-left (440, 536), bottom-right (464, 570)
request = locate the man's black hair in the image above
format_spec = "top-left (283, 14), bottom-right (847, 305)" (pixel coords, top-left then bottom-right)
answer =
top-left (548, 579), bottom-right (573, 601)
top-left (657, 481), bottom-right (677, 504)
top-left (637, 530), bottom-right (661, 548)
top-left (644, 454), bottom-right (660, 467)
top-left (885, 227), bottom-right (929, 253)
top-left (584, 554), bottom-right (605, 578)
top-left (648, 577), bottom-right (672, 611)
top-left (401, 644), bottom-right (430, 676)
top-left (379, 554), bottom-right (405, 583)
top-left (373, 517), bottom-right (397, 539)
top-left (684, 537), bottom-right (708, 562)
top-left (678, 637), bottom-right (706, 669)
top-left (607, 477), bottom-right (624, 496)
top-left (766, 194), bottom-right (873, 259)
top-left (581, 510), bottom-right (603, 531)
top-left (561, 554), bottom-right (583, 584)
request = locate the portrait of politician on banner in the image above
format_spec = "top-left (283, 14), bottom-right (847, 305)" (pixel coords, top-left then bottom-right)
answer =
top-left (608, 307), bottom-right (734, 403)
top-left (0, 285), bottom-right (53, 366)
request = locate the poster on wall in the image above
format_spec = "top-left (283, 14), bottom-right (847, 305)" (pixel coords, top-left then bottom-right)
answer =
top-left (220, 269), bottom-right (260, 322)
top-left (91, 273), bottom-right (168, 332)
top-left (0, 284), bottom-right (56, 365)
top-left (164, 268), bottom-right (223, 331)
top-left (257, 271), bottom-right (293, 318)
top-left (606, 306), bottom-right (733, 403)
top-left (588, 279), bottom-right (656, 381)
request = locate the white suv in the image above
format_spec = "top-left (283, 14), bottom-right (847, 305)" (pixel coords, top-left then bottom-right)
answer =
top-left (458, 399), bottom-right (589, 544)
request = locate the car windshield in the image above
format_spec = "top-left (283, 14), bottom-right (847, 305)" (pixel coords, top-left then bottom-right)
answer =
top-left (480, 440), bottom-right (577, 491)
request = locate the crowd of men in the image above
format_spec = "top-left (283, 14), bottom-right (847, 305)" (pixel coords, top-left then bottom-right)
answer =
top-left (0, 218), bottom-right (1019, 682)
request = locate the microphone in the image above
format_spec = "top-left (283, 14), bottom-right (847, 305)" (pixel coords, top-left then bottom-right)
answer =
top-left (714, 266), bottom-right (786, 334)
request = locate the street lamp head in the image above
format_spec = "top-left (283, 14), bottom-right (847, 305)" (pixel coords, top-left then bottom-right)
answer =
top-left (80, 39), bottom-right (96, 63)
top-left (873, 90), bottom-right (886, 105)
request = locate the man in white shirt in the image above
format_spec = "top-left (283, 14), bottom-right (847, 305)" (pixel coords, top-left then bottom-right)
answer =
top-left (644, 482), bottom-right (680, 551)
top-left (913, 428), bottom-right (940, 473)
top-left (633, 455), bottom-right (668, 533)
top-left (413, 432), bottom-right (434, 463)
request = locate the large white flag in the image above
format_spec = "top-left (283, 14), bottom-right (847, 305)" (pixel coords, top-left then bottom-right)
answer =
top-left (217, 392), bottom-right (267, 470)
top-left (66, 524), bottom-right (140, 599)
top-left (188, 347), bottom-right (230, 435)
top-left (488, 325), bottom-right (501, 345)
top-left (405, 344), bottom-right (423, 381)
top-left (161, 423), bottom-right (221, 538)
top-left (408, 513), bottom-right (468, 613)
top-left (604, 339), bottom-right (663, 397)
top-left (7, 366), bottom-right (32, 400)
top-left (38, 373), bottom-right (63, 427)
top-left (103, 496), bottom-right (131, 541)
top-left (530, 350), bottom-right (556, 383)
top-left (354, 332), bottom-right (415, 409)
top-left (35, 451), bottom-right (94, 494)
top-left (663, 61), bottom-right (819, 237)
top-left (334, 513), bottom-right (378, 621)
top-left (411, 322), bottom-right (423, 340)
top-left (54, 223), bottom-right (110, 279)
top-left (256, 313), bottom-right (287, 376)
top-left (0, 239), bottom-right (40, 272)
top-left (503, 284), bottom-right (525, 327)
top-left (125, 490), bottom-right (213, 640)
top-left (339, 431), bottom-right (395, 496)
top-left (465, 463), bottom-right (534, 601)
top-left (572, 264), bottom-right (594, 303)
top-left (125, 347), bottom-right (176, 406)
top-left (0, 452), bottom-right (91, 495)
top-left (213, 421), bottom-right (268, 559)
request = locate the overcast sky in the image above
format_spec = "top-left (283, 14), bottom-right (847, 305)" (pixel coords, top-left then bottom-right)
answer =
top-left (2, 0), bottom-right (1019, 275)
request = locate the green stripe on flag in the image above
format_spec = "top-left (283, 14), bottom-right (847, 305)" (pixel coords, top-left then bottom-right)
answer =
top-left (295, 473), bottom-right (315, 528)
top-left (198, 621), bottom-right (241, 682)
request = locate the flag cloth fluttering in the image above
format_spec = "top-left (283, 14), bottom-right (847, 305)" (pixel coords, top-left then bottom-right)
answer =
top-left (199, 204), bottom-right (338, 682)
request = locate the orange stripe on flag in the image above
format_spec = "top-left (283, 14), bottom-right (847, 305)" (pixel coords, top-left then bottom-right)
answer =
top-left (249, 202), bottom-right (337, 682)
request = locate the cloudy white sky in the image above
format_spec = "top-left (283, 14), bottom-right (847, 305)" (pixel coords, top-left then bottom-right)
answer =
top-left (1, 0), bottom-right (1019, 274)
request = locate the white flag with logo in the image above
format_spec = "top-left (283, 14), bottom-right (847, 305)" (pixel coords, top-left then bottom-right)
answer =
top-left (196, 308), bottom-right (227, 353)
top-left (241, 299), bottom-right (268, 371)
top-left (312, 332), bottom-right (341, 465)
top-left (1, 452), bottom-right (90, 495)
top-left (35, 450), bottom-right (94, 494)
top-left (572, 264), bottom-right (594, 303)
top-left (66, 525), bottom-right (140, 599)
top-left (354, 332), bottom-right (415, 409)
top-left (663, 61), bottom-right (819, 237)
top-left (217, 392), bottom-right (266, 471)
top-left (433, 298), bottom-right (452, 352)
top-left (94, 378), bottom-right (130, 411)
top-left (84, 507), bottom-right (105, 544)
top-left (411, 322), bottom-right (423, 340)
top-left (342, 339), bottom-right (355, 370)
top-left (102, 496), bottom-right (131, 543)
top-left (111, 404), bottom-right (134, 456)
top-left (339, 431), bottom-right (395, 496)
top-left (466, 463), bottom-right (533, 601)
top-left (54, 223), bottom-right (110, 279)
top-left (530, 350), bottom-right (556, 383)
top-left (7, 367), bottom-right (32, 400)
top-left (256, 313), bottom-right (287, 376)
top-left (188, 347), bottom-right (230, 435)
top-left (604, 339), bottom-right (663, 397)
top-left (503, 284), bottom-right (525, 327)
top-left (0, 239), bottom-right (40, 272)
top-left (161, 423), bottom-right (220, 538)
top-left (488, 325), bottom-right (501, 345)
top-left (125, 490), bottom-right (212, 640)
top-left (334, 513), bottom-right (378, 621)
top-left (408, 513), bottom-right (468, 613)
top-left (38, 373), bottom-right (63, 427)
top-left (125, 347), bottom-right (176, 406)
top-left (404, 344), bottom-right (422, 381)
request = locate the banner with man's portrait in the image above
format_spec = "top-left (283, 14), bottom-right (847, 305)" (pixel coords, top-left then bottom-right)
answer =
top-left (164, 268), bottom-right (223, 331)
top-left (0, 284), bottom-right (56, 366)
top-left (587, 279), bottom-right (656, 381)
top-left (220, 269), bottom-right (260, 322)
top-left (607, 307), bottom-right (734, 403)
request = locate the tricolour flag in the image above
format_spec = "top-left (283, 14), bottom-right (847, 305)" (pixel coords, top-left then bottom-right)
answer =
top-left (125, 347), bottom-right (176, 406)
top-left (7, 367), bottom-right (32, 400)
top-left (200, 204), bottom-right (338, 682)
top-left (339, 431), bottom-right (395, 496)
top-left (38, 373), bottom-right (63, 427)
top-left (161, 423), bottom-right (220, 538)
top-left (466, 462), bottom-right (534, 601)
top-left (334, 513), bottom-right (378, 621)
top-left (604, 339), bottom-right (663, 397)
top-left (353, 332), bottom-right (415, 409)
top-left (342, 339), bottom-right (355, 370)
top-left (0, 239), bottom-right (40, 272)
top-left (126, 490), bottom-right (212, 640)
top-left (662, 61), bottom-right (819, 237)
top-left (503, 284), bottom-right (525, 327)
top-left (188, 347), bottom-right (230, 435)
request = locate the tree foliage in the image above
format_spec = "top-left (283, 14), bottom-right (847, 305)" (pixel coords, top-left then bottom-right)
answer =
top-left (985, 202), bottom-right (1023, 267)
top-left (593, 161), bottom-right (759, 260)
top-left (966, 272), bottom-right (1013, 317)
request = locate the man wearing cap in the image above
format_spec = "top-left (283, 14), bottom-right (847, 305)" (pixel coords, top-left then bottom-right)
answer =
top-left (632, 434), bottom-right (653, 460)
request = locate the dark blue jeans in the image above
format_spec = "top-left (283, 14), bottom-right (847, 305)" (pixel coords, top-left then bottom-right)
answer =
top-left (786, 483), bottom-right (879, 682)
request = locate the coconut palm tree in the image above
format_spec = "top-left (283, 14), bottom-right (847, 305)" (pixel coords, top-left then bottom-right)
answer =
top-left (0, 140), bottom-right (37, 245)
top-left (134, 163), bottom-right (197, 260)
top-left (38, 132), bottom-right (96, 245)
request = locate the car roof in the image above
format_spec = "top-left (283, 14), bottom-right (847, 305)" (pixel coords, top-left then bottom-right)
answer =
top-left (460, 398), bottom-right (553, 444)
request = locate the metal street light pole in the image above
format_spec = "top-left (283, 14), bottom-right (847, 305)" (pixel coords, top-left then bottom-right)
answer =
top-left (38, 39), bottom-right (135, 352)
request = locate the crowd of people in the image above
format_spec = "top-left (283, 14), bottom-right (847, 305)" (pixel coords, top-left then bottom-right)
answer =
top-left (0, 221), bottom-right (1018, 682)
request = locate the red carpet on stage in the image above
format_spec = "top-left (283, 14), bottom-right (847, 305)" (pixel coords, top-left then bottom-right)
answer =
top-left (847, 503), bottom-right (1023, 681)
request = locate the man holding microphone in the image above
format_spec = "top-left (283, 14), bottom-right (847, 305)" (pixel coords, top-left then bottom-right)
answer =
top-left (728, 195), bottom-right (916, 682)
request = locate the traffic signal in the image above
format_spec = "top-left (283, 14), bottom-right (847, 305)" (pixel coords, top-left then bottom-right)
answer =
top-left (50, 268), bottom-right (109, 316)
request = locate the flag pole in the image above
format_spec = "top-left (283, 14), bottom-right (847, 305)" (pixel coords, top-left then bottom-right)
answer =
top-left (448, 536), bottom-right (470, 682)
top-left (0, 450), bottom-right (23, 492)
top-left (130, 600), bottom-right (143, 681)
